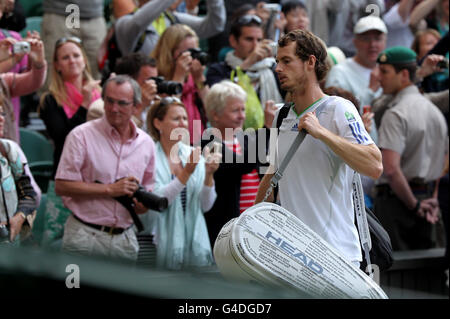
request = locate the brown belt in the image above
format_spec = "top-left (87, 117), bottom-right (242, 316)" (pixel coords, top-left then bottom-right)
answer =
top-left (73, 214), bottom-right (128, 235)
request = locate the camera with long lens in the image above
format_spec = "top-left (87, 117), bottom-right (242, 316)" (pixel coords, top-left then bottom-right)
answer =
top-left (132, 185), bottom-right (168, 212)
top-left (114, 184), bottom-right (167, 232)
top-left (0, 224), bottom-right (10, 244)
top-left (150, 76), bottom-right (183, 95)
top-left (95, 179), bottom-right (168, 232)
top-left (187, 48), bottom-right (209, 66)
top-left (113, 183), bottom-right (168, 213)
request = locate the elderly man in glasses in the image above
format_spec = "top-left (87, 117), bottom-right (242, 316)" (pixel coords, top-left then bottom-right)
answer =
top-left (55, 75), bottom-right (156, 261)
top-left (206, 14), bottom-right (285, 130)
top-left (87, 52), bottom-right (159, 132)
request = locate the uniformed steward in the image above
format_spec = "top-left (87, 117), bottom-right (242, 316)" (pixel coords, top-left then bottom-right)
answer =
top-left (374, 46), bottom-right (448, 251)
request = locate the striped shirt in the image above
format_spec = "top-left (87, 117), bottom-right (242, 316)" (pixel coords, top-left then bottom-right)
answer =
top-left (224, 138), bottom-right (260, 214)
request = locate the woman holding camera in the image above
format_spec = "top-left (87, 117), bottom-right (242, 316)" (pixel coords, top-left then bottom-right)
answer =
top-left (145, 97), bottom-right (220, 270)
top-left (0, 36), bottom-right (47, 142)
top-left (39, 37), bottom-right (101, 177)
top-left (151, 24), bottom-right (209, 145)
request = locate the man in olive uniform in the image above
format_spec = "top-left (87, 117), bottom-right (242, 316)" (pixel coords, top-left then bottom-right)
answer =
top-left (374, 46), bottom-right (448, 251)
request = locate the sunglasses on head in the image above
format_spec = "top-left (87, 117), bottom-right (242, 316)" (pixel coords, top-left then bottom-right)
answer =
top-left (159, 96), bottom-right (182, 107)
top-left (55, 36), bottom-right (82, 48)
top-left (236, 14), bottom-right (262, 26)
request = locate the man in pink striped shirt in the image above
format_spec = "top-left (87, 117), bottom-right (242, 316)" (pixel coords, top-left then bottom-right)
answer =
top-left (55, 75), bottom-right (156, 261)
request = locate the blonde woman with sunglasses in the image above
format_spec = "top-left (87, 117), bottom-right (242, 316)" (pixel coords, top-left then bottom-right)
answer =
top-left (39, 37), bottom-right (101, 178)
top-left (144, 97), bottom-right (220, 270)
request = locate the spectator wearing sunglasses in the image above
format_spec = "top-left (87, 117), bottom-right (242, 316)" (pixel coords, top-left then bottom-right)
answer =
top-left (0, 36), bottom-right (46, 142)
top-left (144, 96), bottom-right (219, 269)
top-left (41, 0), bottom-right (107, 81)
top-left (39, 37), bottom-right (101, 178)
top-left (206, 14), bottom-right (284, 130)
top-left (55, 75), bottom-right (156, 261)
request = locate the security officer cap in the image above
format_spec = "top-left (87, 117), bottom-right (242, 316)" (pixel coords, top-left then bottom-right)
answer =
top-left (377, 46), bottom-right (417, 65)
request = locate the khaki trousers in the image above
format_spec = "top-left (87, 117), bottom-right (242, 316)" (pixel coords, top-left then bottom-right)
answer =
top-left (62, 214), bottom-right (139, 261)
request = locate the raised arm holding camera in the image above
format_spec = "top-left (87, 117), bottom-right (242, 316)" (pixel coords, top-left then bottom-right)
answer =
top-left (55, 75), bottom-right (157, 261)
top-left (151, 24), bottom-right (209, 145)
top-left (144, 96), bottom-right (220, 269)
top-left (0, 35), bottom-right (46, 142)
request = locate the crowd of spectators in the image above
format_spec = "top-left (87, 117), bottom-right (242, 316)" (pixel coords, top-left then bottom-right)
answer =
top-left (0, 0), bottom-right (448, 286)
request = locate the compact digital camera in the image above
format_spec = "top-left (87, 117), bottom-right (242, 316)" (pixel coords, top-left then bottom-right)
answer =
top-left (263, 3), bottom-right (281, 12)
top-left (269, 42), bottom-right (278, 56)
top-left (12, 41), bottom-right (31, 54)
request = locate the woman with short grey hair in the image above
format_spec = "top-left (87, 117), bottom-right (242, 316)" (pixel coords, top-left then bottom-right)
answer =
top-left (201, 80), bottom-right (260, 246)
top-left (204, 80), bottom-right (247, 127)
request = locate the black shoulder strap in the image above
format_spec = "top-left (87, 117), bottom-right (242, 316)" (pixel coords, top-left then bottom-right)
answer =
top-left (276, 103), bottom-right (291, 131)
top-left (272, 103), bottom-right (290, 203)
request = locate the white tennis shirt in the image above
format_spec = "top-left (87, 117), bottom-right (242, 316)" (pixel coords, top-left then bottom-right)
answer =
top-left (272, 96), bottom-right (374, 262)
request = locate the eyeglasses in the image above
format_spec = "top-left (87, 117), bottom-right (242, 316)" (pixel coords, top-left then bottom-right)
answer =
top-left (104, 96), bottom-right (134, 107)
top-left (55, 36), bottom-right (82, 48)
top-left (236, 14), bottom-right (262, 26)
top-left (159, 96), bottom-right (182, 107)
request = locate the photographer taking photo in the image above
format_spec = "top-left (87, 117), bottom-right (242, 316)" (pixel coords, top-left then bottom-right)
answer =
top-left (0, 35), bottom-right (47, 142)
top-left (151, 24), bottom-right (209, 145)
top-left (55, 75), bottom-right (156, 261)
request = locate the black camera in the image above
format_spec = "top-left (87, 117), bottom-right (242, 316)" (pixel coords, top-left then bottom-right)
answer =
top-left (0, 224), bottom-right (10, 244)
top-left (133, 185), bottom-right (168, 212)
top-left (95, 179), bottom-right (169, 232)
top-left (114, 184), bottom-right (168, 232)
top-left (187, 48), bottom-right (209, 66)
top-left (114, 184), bottom-right (168, 213)
top-left (150, 76), bottom-right (183, 95)
top-left (437, 59), bottom-right (449, 69)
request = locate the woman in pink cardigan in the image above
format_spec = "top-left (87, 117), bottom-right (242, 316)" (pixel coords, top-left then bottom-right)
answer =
top-left (0, 36), bottom-right (47, 142)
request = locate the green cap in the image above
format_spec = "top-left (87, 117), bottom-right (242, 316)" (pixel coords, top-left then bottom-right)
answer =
top-left (377, 46), bottom-right (417, 65)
